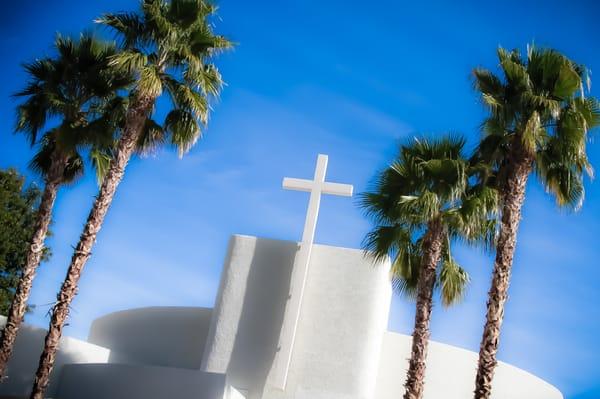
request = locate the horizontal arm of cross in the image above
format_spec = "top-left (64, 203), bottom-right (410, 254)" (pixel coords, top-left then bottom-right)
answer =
top-left (322, 182), bottom-right (353, 197)
top-left (282, 177), bottom-right (313, 192)
top-left (282, 178), bottom-right (353, 197)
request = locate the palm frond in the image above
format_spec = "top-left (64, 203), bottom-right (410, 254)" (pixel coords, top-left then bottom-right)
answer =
top-left (14, 98), bottom-right (49, 144)
top-left (437, 242), bottom-right (470, 307)
top-left (186, 63), bottom-right (224, 97)
top-left (89, 148), bottom-right (113, 185)
top-left (574, 97), bottom-right (600, 132)
top-left (168, 0), bottom-right (206, 29)
top-left (137, 64), bottom-right (163, 97)
top-left (521, 111), bottom-right (545, 154)
top-left (20, 58), bottom-right (55, 85)
top-left (136, 118), bottom-right (166, 155)
top-left (109, 50), bottom-right (148, 74)
top-left (62, 153), bottom-right (85, 184)
top-left (554, 60), bottom-right (583, 100)
top-left (390, 246), bottom-right (421, 300)
top-left (96, 12), bottom-right (149, 48)
top-left (28, 133), bottom-right (55, 178)
top-left (396, 191), bottom-right (441, 223)
top-left (363, 223), bottom-right (412, 263)
top-left (164, 108), bottom-right (201, 157)
top-left (163, 76), bottom-right (208, 121)
top-left (142, 0), bottom-right (173, 38)
top-left (498, 47), bottom-right (530, 91)
top-left (535, 138), bottom-right (588, 210)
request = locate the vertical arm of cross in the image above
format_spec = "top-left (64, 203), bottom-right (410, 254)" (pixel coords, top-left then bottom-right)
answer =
top-left (300, 154), bottom-right (327, 245)
top-left (271, 154), bottom-right (353, 390)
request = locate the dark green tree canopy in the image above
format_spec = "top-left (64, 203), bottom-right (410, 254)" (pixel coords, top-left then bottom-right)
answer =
top-left (0, 169), bottom-right (50, 315)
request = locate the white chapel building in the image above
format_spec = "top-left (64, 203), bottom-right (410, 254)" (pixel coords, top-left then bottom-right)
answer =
top-left (0, 155), bottom-right (562, 399)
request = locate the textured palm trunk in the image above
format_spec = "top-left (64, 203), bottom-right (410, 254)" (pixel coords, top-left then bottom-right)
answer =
top-left (403, 219), bottom-right (444, 399)
top-left (473, 151), bottom-right (533, 399)
top-left (0, 171), bottom-right (62, 379)
top-left (29, 95), bottom-right (155, 399)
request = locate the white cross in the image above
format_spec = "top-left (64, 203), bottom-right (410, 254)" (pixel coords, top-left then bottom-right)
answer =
top-left (270, 154), bottom-right (353, 390)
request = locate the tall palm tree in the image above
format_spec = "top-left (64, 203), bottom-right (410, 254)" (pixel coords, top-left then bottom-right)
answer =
top-left (29, 1), bottom-right (232, 397)
top-left (361, 136), bottom-right (497, 399)
top-left (472, 46), bottom-right (600, 398)
top-left (0, 34), bottom-right (130, 379)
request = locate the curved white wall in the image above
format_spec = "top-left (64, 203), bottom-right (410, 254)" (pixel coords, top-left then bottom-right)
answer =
top-left (0, 233), bottom-right (563, 399)
top-left (57, 363), bottom-right (227, 399)
top-left (375, 332), bottom-right (563, 399)
top-left (88, 306), bottom-right (212, 369)
top-left (0, 316), bottom-right (109, 398)
top-left (200, 235), bottom-right (563, 399)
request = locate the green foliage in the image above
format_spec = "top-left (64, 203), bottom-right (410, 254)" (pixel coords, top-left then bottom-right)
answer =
top-left (472, 44), bottom-right (600, 209)
top-left (97, 0), bottom-right (233, 157)
top-left (361, 136), bottom-right (498, 306)
top-left (14, 33), bottom-right (132, 184)
top-left (0, 169), bottom-right (50, 315)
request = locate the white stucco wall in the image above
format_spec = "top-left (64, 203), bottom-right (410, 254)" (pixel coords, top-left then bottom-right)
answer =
top-left (374, 332), bottom-right (563, 399)
top-left (201, 235), bottom-right (392, 399)
top-left (0, 234), bottom-right (563, 399)
top-left (88, 306), bottom-right (212, 369)
top-left (201, 235), bottom-right (562, 399)
top-left (57, 363), bottom-right (227, 399)
top-left (0, 316), bottom-right (109, 398)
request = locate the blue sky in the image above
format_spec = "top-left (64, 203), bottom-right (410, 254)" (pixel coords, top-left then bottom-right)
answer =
top-left (1, 1), bottom-right (600, 398)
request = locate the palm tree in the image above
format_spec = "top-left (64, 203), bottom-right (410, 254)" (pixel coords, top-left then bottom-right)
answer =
top-left (361, 136), bottom-right (497, 399)
top-left (0, 34), bottom-right (130, 379)
top-left (472, 46), bottom-right (600, 398)
top-left (29, 1), bottom-right (232, 397)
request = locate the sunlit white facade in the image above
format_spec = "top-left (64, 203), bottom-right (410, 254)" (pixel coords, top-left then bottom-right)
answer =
top-left (0, 235), bottom-right (562, 399)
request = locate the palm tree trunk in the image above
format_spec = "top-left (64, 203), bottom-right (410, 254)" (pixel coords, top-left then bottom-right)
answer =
top-left (473, 153), bottom-right (533, 399)
top-left (28, 95), bottom-right (154, 399)
top-left (403, 219), bottom-right (444, 399)
top-left (0, 175), bottom-right (61, 379)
